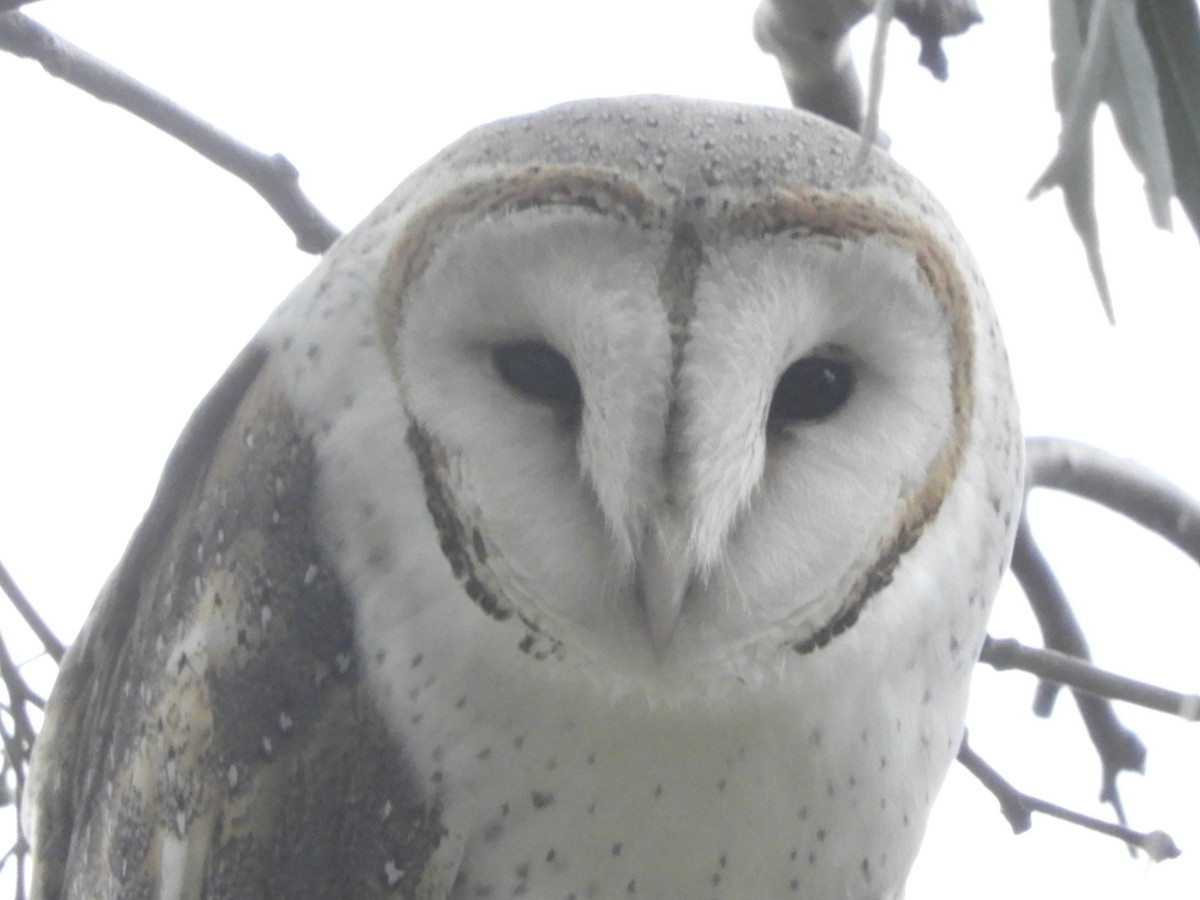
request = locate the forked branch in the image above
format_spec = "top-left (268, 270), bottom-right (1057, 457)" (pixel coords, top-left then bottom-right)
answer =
top-left (957, 731), bottom-right (1181, 862)
top-left (976, 436), bottom-right (1200, 850)
top-left (0, 10), bottom-right (341, 254)
top-left (0, 559), bottom-right (62, 666)
top-left (0, 560), bottom-right (48, 897)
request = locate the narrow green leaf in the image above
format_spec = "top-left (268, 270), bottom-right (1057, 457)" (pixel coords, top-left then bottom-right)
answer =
top-left (1105, 1), bottom-right (1174, 230)
top-left (1138, 0), bottom-right (1200, 241)
top-left (1034, 0), bottom-right (1115, 322)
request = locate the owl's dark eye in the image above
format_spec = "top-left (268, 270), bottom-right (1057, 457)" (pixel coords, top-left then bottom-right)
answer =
top-left (494, 342), bottom-right (582, 405)
top-left (769, 355), bottom-right (856, 424)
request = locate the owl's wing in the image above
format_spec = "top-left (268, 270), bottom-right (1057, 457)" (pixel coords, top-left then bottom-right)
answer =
top-left (26, 342), bottom-right (459, 900)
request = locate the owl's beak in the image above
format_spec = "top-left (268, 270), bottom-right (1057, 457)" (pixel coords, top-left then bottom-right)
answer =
top-left (636, 521), bottom-right (693, 659)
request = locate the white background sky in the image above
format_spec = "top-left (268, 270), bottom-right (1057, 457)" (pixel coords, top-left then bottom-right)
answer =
top-left (1, 1), bottom-right (1198, 898)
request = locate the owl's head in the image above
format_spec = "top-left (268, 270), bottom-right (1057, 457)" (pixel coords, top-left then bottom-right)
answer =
top-left (282, 97), bottom-right (1021, 695)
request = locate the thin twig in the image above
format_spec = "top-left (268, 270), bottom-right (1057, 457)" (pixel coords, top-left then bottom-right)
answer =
top-left (0, 630), bottom-right (38, 750)
top-left (0, 715), bottom-right (24, 800)
top-left (1009, 512), bottom-right (1146, 820)
top-left (856, 0), bottom-right (895, 165)
top-left (0, 715), bottom-right (28, 900)
top-left (0, 10), bottom-right (342, 254)
top-left (0, 558), bottom-right (63, 664)
top-left (981, 636), bottom-right (1200, 721)
top-left (957, 731), bottom-right (1181, 862)
top-left (0, 575), bottom-right (46, 900)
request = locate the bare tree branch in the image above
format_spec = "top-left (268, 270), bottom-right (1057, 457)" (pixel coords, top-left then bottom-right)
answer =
top-left (1025, 436), bottom-right (1200, 561)
top-left (1017, 434), bottom-right (1200, 801)
top-left (1005, 436), bottom-right (1200, 820)
top-left (1010, 513), bottom-right (1093, 715)
top-left (0, 711), bottom-right (29, 900)
top-left (0, 622), bottom-right (36, 897)
top-left (957, 730), bottom-right (1181, 862)
top-left (1009, 512), bottom-right (1147, 822)
top-left (980, 636), bottom-right (1200, 721)
top-left (0, 558), bottom-right (63, 665)
top-left (0, 10), bottom-right (341, 254)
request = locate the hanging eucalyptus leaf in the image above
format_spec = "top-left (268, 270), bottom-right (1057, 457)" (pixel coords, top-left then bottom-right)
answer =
top-left (1138, 0), bottom-right (1200, 240)
top-left (1032, 0), bottom-right (1182, 320)
top-left (1031, 1), bottom-right (1115, 321)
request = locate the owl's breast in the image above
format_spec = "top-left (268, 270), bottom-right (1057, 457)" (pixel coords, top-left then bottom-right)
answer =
top-left (374, 628), bottom-right (958, 900)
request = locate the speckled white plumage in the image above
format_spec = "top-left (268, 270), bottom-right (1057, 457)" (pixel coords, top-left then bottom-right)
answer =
top-left (268, 96), bottom-right (1022, 897)
top-left (28, 96), bottom-right (1021, 900)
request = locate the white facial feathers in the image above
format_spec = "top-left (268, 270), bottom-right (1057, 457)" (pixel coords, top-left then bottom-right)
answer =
top-left (385, 196), bottom-right (963, 669)
top-left (265, 96), bottom-right (1019, 687)
top-left (399, 211), bottom-right (673, 583)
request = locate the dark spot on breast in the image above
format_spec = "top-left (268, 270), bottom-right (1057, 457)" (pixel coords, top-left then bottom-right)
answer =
top-left (530, 790), bottom-right (554, 809)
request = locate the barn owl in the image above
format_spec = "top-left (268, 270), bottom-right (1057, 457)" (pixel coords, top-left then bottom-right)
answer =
top-left (26, 95), bottom-right (1022, 900)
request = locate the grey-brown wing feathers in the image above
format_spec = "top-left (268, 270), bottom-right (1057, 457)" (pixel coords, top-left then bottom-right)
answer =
top-left (27, 342), bottom-right (452, 899)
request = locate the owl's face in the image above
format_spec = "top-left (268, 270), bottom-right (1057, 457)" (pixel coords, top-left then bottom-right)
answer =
top-left (289, 97), bottom-right (1020, 695)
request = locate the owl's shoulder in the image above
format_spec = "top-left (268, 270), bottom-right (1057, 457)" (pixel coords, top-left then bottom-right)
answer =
top-left (28, 343), bottom-right (455, 899)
